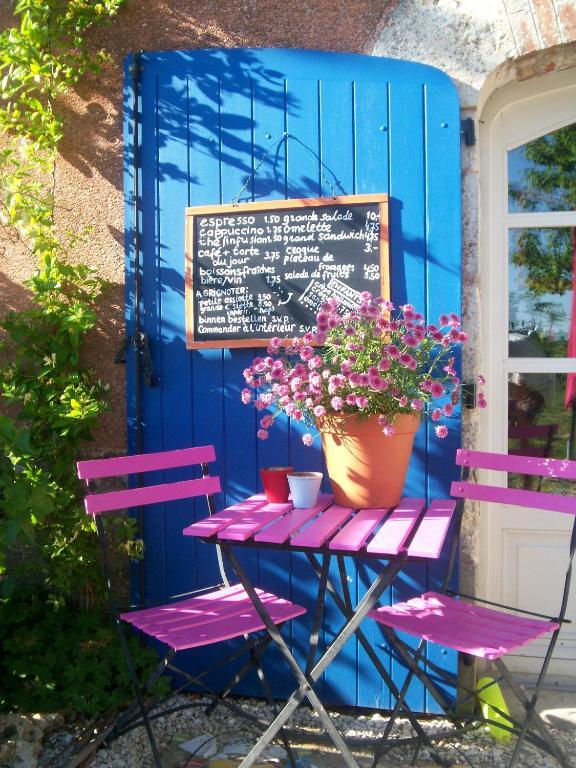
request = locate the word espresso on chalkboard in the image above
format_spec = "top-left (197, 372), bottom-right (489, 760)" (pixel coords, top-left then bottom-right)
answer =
top-left (185, 194), bottom-right (389, 349)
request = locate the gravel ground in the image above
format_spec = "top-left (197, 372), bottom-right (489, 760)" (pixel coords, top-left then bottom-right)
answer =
top-left (37, 693), bottom-right (576, 768)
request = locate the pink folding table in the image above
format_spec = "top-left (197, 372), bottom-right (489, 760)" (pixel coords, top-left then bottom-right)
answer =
top-left (184, 493), bottom-right (458, 768)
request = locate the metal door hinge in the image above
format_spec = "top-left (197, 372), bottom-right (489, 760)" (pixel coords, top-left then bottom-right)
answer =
top-left (114, 332), bottom-right (158, 387)
top-left (460, 118), bottom-right (475, 147)
top-left (462, 381), bottom-right (477, 409)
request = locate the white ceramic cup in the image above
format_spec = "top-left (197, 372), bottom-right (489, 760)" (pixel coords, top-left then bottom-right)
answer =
top-left (287, 471), bottom-right (323, 508)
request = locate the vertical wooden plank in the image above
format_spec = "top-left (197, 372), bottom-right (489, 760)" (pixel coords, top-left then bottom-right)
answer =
top-left (250, 72), bottom-right (295, 697)
top-left (318, 78), bottom-right (359, 706)
top-left (216, 80), bottom-right (263, 694)
top-left (388, 75), bottom-right (427, 714)
top-left (156, 71), bottom-right (198, 603)
top-left (353, 79), bottom-right (392, 710)
top-left (423, 76), bottom-right (461, 712)
top-left (185, 71), bottom-right (229, 683)
top-left (124, 55), bottom-right (138, 458)
top-left (355, 81), bottom-right (390, 197)
top-left (138, 61), bottom-right (166, 605)
top-left (284, 76), bottom-right (324, 679)
top-left (123, 55), bottom-right (142, 606)
top-left (186, 72), bottom-right (226, 596)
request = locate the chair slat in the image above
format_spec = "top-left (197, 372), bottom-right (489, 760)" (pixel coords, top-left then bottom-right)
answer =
top-left (85, 475), bottom-right (221, 515)
top-left (450, 480), bottom-right (576, 516)
top-left (77, 445), bottom-right (216, 480)
top-left (456, 448), bottom-right (576, 480)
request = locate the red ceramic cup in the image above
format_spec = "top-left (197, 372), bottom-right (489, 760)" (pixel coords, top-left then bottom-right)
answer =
top-left (260, 466), bottom-right (293, 503)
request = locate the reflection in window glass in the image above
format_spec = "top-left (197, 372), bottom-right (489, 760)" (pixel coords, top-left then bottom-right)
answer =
top-left (508, 123), bottom-right (576, 213)
top-left (508, 372), bottom-right (576, 493)
top-left (509, 227), bottom-right (575, 356)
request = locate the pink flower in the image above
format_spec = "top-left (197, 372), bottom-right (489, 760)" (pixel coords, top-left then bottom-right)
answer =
top-left (341, 361), bottom-right (353, 375)
top-left (402, 334), bottom-right (418, 347)
top-left (386, 344), bottom-right (400, 358)
top-left (241, 388), bottom-right (252, 404)
top-left (431, 408), bottom-right (442, 421)
top-left (399, 353), bottom-right (417, 370)
top-left (331, 396), bottom-right (344, 411)
top-left (477, 393), bottom-right (488, 409)
top-left (300, 345), bottom-right (314, 361)
top-left (477, 373), bottom-right (486, 386)
top-left (257, 429), bottom-right (269, 440)
top-left (313, 405), bottom-right (326, 418)
top-left (302, 433), bottom-right (313, 447)
top-left (443, 403), bottom-right (454, 417)
top-left (260, 414), bottom-right (274, 428)
top-left (430, 381), bottom-right (444, 398)
top-left (398, 395), bottom-right (408, 407)
top-left (411, 398), bottom-right (424, 411)
top-left (439, 314), bottom-right (450, 327)
top-left (346, 394), bottom-right (357, 406)
top-left (356, 396), bottom-right (369, 409)
top-left (435, 425), bottom-right (448, 438)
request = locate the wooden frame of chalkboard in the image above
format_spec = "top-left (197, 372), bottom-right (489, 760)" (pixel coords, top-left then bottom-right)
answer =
top-left (185, 194), bottom-right (389, 349)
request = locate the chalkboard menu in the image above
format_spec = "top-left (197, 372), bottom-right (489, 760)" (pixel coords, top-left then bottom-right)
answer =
top-left (185, 194), bottom-right (389, 348)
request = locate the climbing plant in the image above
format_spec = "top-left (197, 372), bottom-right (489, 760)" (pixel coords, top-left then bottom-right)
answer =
top-left (0, 0), bottom-right (160, 715)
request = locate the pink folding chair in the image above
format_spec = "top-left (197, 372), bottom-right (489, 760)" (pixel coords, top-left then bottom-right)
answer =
top-left (368, 449), bottom-right (575, 768)
top-left (77, 445), bottom-right (306, 768)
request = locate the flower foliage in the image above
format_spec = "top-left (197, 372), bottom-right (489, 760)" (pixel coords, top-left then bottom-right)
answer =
top-left (242, 293), bottom-right (486, 445)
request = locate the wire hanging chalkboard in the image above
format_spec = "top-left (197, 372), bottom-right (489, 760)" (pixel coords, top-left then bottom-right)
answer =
top-left (185, 194), bottom-right (389, 349)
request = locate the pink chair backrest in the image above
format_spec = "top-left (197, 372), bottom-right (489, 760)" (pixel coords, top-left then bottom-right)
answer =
top-left (77, 445), bottom-right (221, 516)
top-left (451, 449), bottom-right (576, 516)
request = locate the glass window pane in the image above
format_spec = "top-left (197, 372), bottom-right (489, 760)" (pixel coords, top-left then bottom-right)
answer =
top-left (509, 227), bottom-right (576, 357)
top-left (508, 371), bottom-right (576, 493)
top-left (508, 123), bottom-right (576, 213)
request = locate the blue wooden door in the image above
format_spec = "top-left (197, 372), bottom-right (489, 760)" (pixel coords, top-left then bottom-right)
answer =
top-left (124, 48), bottom-right (461, 712)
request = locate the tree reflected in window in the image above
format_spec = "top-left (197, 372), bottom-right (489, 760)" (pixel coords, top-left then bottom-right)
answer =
top-left (508, 123), bottom-right (576, 213)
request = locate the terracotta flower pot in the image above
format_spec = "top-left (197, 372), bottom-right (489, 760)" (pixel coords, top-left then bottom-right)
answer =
top-left (319, 413), bottom-right (420, 508)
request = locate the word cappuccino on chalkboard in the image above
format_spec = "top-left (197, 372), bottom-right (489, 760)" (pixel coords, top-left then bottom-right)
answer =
top-left (185, 194), bottom-right (389, 349)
